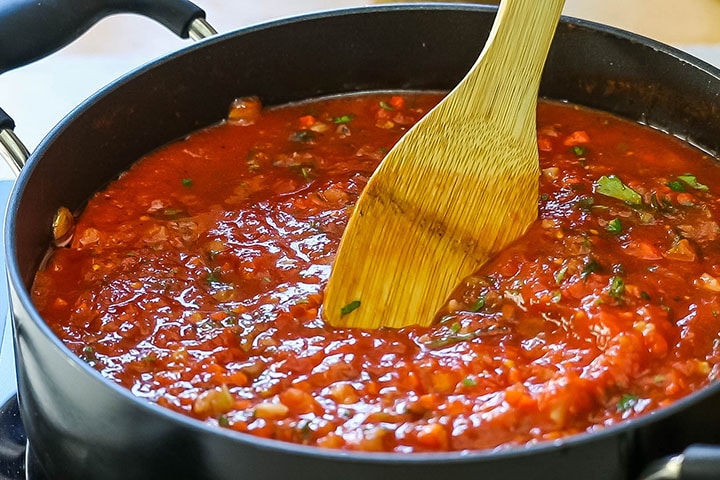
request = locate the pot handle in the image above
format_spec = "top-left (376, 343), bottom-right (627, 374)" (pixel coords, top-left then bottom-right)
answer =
top-left (0, 107), bottom-right (28, 176)
top-left (680, 445), bottom-right (720, 480)
top-left (639, 444), bottom-right (720, 480)
top-left (0, 0), bottom-right (213, 74)
top-left (0, 0), bottom-right (217, 175)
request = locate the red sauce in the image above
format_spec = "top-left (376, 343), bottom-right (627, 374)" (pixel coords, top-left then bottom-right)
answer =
top-left (32, 92), bottom-right (720, 452)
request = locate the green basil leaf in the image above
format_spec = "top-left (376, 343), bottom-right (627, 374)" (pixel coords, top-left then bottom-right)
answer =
top-left (596, 175), bottom-right (642, 205)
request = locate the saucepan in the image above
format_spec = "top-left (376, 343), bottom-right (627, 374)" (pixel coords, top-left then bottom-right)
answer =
top-left (2, 1), bottom-right (720, 478)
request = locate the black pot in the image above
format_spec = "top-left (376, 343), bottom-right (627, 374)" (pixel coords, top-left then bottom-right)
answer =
top-left (3, 2), bottom-right (720, 479)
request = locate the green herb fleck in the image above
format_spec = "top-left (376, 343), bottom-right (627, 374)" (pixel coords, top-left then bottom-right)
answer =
top-left (293, 420), bottom-right (313, 439)
top-left (572, 145), bottom-right (586, 157)
top-left (666, 180), bottom-right (686, 192)
top-left (596, 175), bottom-right (642, 205)
top-left (81, 346), bottom-right (98, 366)
top-left (424, 323), bottom-right (509, 349)
top-left (379, 101), bottom-right (394, 110)
top-left (290, 130), bottom-right (315, 143)
top-left (462, 377), bottom-right (477, 387)
top-left (307, 220), bottom-right (322, 232)
top-left (608, 276), bottom-right (625, 299)
top-left (218, 415), bottom-right (230, 427)
top-left (450, 322), bottom-right (462, 334)
top-left (554, 265), bottom-right (569, 285)
top-left (640, 291), bottom-right (651, 301)
top-left (221, 315), bottom-right (237, 327)
top-left (581, 258), bottom-right (602, 280)
top-left (470, 295), bottom-right (486, 312)
top-left (638, 211), bottom-right (655, 224)
top-left (207, 268), bottom-right (222, 284)
top-left (182, 178), bottom-right (193, 187)
top-left (617, 393), bottom-right (639, 412)
top-left (142, 353), bottom-right (157, 364)
top-left (606, 218), bottom-right (623, 235)
top-left (575, 197), bottom-right (595, 212)
top-left (163, 208), bottom-right (184, 219)
top-left (677, 174), bottom-right (709, 191)
top-left (340, 300), bottom-right (361, 317)
top-left (425, 331), bottom-right (489, 349)
top-left (332, 114), bottom-right (354, 124)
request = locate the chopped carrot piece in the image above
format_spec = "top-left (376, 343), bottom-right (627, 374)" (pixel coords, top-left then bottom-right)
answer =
top-left (193, 385), bottom-right (234, 417)
top-left (665, 238), bottom-right (697, 262)
top-left (317, 432), bottom-right (345, 449)
top-left (389, 95), bottom-right (405, 109)
top-left (415, 423), bottom-right (449, 450)
top-left (279, 387), bottom-right (318, 414)
top-left (676, 192), bottom-right (695, 205)
top-left (624, 241), bottom-right (663, 260)
top-left (538, 136), bottom-right (553, 152)
top-left (225, 371), bottom-right (249, 387)
top-left (563, 130), bottom-right (590, 146)
top-left (298, 115), bottom-right (316, 127)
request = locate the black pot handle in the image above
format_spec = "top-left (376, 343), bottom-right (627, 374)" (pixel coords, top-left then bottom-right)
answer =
top-left (0, 0), bottom-right (216, 175)
top-left (0, 0), bottom-right (208, 75)
top-left (679, 445), bottom-right (720, 480)
top-left (639, 444), bottom-right (720, 480)
top-left (0, 108), bottom-right (14, 131)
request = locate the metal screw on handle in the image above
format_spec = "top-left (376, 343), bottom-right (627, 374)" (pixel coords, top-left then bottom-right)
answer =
top-left (0, 107), bottom-right (27, 176)
top-left (638, 454), bottom-right (683, 480)
top-left (0, 130), bottom-right (28, 177)
top-left (188, 17), bottom-right (218, 41)
top-left (638, 445), bottom-right (720, 480)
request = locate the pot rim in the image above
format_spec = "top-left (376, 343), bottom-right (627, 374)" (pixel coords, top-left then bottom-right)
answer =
top-left (6, 2), bottom-right (720, 464)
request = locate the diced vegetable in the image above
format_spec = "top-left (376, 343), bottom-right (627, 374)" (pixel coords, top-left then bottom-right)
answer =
top-left (617, 393), bottom-right (639, 412)
top-left (677, 174), bottom-right (709, 191)
top-left (596, 175), bottom-right (642, 205)
top-left (228, 96), bottom-right (262, 125)
top-left (340, 300), bottom-right (361, 316)
top-left (606, 218), bottom-right (623, 235)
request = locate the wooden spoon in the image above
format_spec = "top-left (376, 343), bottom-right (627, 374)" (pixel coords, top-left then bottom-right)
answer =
top-left (323, 0), bottom-right (565, 329)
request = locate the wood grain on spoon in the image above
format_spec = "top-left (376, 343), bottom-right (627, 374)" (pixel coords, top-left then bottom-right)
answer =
top-left (324, 0), bottom-right (565, 329)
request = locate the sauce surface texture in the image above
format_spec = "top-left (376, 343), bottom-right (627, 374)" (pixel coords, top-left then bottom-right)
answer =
top-left (32, 92), bottom-right (720, 452)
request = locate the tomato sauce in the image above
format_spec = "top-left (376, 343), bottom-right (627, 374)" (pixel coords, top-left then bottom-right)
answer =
top-left (31, 92), bottom-right (720, 452)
